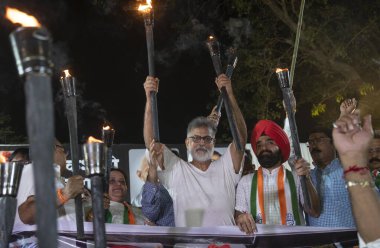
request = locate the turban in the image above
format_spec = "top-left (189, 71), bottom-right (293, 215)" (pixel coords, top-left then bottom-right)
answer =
top-left (250, 120), bottom-right (290, 163)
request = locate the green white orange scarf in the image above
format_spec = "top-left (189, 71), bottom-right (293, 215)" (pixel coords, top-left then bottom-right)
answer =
top-left (250, 166), bottom-right (301, 225)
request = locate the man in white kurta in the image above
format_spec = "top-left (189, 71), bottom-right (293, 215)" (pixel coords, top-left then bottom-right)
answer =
top-left (158, 144), bottom-right (241, 226)
top-left (15, 140), bottom-right (85, 229)
top-left (234, 120), bottom-right (320, 234)
top-left (143, 74), bottom-right (247, 227)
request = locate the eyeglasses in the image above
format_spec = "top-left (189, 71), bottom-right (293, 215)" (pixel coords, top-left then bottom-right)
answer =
top-left (188, 135), bottom-right (215, 144)
top-left (109, 179), bottom-right (126, 185)
top-left (307, 137), bottom-right (331, 146)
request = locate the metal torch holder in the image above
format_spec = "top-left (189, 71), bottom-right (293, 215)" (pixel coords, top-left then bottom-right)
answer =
top-left (83, 143), bottom-right (106, 248)
top-left (60, 75), bottom-right (85, 239)
top-left (216, 47), bottom-right (237, 113)
top-left (206, 37), bottom-right (243, 152)
top-left (102, 128), bottom-right (115, 193)
top-left (9, 27), bottom-right (53, 76)
top-left (276, 69), bottom-right (311, 211)
top-left (10, 26), bottom-right (57, 248)
top-left (0, 162), bottom-right (24, 248)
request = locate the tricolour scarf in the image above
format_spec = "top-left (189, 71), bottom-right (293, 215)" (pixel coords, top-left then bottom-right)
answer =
top-left (105, 202), bottom-right (135, 224)
top-left (250, 166), bottom-right (300, 225)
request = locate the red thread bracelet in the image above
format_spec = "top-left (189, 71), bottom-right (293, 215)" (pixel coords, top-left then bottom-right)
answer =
top-left (343, 165), bottom-right (369, 176)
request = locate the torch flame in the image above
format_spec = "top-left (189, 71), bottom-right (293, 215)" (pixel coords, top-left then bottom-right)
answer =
top-left (0, 152), bottom-right (7, 163)
top-left (103, 125), bottom-right (111, 130)
top-left (275, 68), bottom-right (289, 73)
top-left (87, 136), bottom-right (103, 143)
top-left (63, 69), bottom-right (71, 78)
top-left (138, 0), bottom-right (153, 12)
top-left (5, 7), bottom-right (41, 27)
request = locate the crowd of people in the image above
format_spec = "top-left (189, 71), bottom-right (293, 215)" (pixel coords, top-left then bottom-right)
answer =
top-left (9, 74), bottom-right (380, 247)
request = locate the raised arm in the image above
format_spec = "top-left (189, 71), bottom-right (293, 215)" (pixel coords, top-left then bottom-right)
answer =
top-left (143, 76), bottom-right (159, 148)
top-left (215, 74), bottom-right (247, 173)
top-left (333, 112), bottom-right (380, 243)
top-left (339, 98), bottom-right (357, 118)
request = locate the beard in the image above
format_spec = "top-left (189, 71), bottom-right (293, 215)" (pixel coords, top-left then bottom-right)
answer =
top-left (257, 149), bottom-right (282, 168)
top-left (190, 146), bottom-right (214, 162)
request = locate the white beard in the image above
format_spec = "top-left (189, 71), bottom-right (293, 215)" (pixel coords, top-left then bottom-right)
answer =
top-left (190, 146), bottom-right (214, 162)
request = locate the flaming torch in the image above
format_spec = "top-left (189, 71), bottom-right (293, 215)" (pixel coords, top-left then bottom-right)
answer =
top-left (102, 124), bottom-right (115, 193)
top-left (276, 68), bottom-right (311, 211)
top-left (206, 36), bottom-right (243, 151)
top-left (138, 0), bottom-right (160, 142)
top-left (83, 137), bottom-right (106, 248)
top-left (6, 7), bottom-right (57, 248)
top-left (59, 69), bottom-right (84, 239)
top-left (0, 153), bottom-right (24, 248)
top-left (215, 47), bottom-right (238, 114)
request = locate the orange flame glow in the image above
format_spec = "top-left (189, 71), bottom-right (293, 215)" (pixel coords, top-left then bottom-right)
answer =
top-left (208, 35), bottom-right (214, 40)
top-left (275, 68), bottom-right (289, 73)
top-left (5, 7), bottom-right (41, 27)
top-left (0, 152), bottom-right (7, 163)
top-left (103, 125), bottom-right (111, 130)
top-left (138, 0), bottom-right (152, 12)
top-left (87, 136), bottom-right (103, 143)
top-left (63, 69), bottom-right (71, 78)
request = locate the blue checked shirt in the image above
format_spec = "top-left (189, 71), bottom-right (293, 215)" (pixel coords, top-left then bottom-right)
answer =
top-left (308, 158), bottom-right (355, 227)
top-left (141, 182), bottom-right (175, 226)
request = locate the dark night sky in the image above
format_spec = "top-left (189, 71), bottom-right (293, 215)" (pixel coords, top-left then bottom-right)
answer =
top-left (0, 0), bottom-right (224, 144)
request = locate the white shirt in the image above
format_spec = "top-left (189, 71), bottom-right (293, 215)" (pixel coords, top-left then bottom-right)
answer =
top-left (235, 166), bottom-right (305, 225)
top-left (359, 234), bottom-right (380, 248)
top-left (15, 163), bottom-right (79, 229)
top-left (152, 144), bottom-right (242, 227)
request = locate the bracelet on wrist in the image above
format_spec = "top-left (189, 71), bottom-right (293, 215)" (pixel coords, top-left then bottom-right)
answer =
top-left (345, 180), bottom-right (375, 189)
top-left (343, 165), bottom-right (369, 177)
top-left (57, 188), bottom-right (69, 204)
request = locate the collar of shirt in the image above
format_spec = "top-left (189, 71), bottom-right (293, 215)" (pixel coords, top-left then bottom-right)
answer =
top-left (313, 158), bottom-right (341, 175)
top-left (261, 165), bottom-right (281, 176)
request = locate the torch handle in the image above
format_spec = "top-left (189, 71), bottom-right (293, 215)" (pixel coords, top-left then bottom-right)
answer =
top-left (216, 64), bottom-right (236, 113)
top-left (144, 23), bottom-right (160, 141)
top-left (103, 147), bottom-right (113, 193)
top-left (215, 95), bottom-right (223, 114)
top-left (281, 88), bottom-right (311, 210)
top-left (209, 54), bottom-right (243, 151)
top-left (145, 25), bottom-right (155, 77)
top-left (25, 73), bottom-right (57, 248)
top-left (65, 96), bottom-right (85, 239)
top-left (0, 196), bottom-right (17, 248)
top-left (225, 65), bottom-right (235, 79)
top-left (211, 55), bottom-right (223, 76)
top-left (150, 91), bottom-right (160, 142)
top-left (220, 87), bottom-right (243, 152)
top-left (90, 175), bottom-right (106, 248)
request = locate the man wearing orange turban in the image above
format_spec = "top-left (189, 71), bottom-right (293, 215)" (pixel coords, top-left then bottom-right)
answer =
top-left (234, 120), bottom-right (320, 234)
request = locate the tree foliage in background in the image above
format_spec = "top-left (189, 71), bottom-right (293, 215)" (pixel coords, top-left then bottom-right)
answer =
top-left (150, 0), bottom-right (380, 141)
top-left (228, 0), bottom-right (380, 132)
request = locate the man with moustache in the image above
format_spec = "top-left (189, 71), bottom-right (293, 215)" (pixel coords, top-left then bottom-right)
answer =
top-left (369, 131), bottom-right (380, 190)
top-left (307, 127), bottom-right (355, 227)
top-left (235, 120), bottom-right (320, 234)
top-left (143, 74), bottom-right (247, 227)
